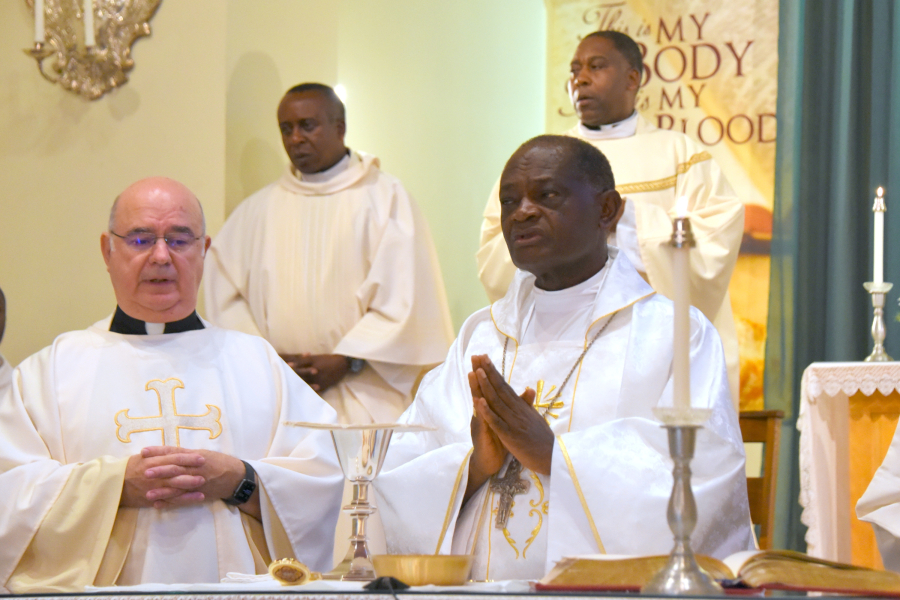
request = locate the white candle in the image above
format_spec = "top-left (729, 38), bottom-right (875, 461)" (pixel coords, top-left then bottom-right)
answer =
top-left (84, 0), bottom-right (95, 47)
top-left (34, 0), bottom-right (45, 44)
top-left (874, 187), bottom-right (885, 285)
top-left (673, 196), bottom-right (691, 411)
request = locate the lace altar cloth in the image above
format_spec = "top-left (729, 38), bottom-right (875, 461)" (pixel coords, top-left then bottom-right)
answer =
top-left (799, 362), bottom-right (900, 561)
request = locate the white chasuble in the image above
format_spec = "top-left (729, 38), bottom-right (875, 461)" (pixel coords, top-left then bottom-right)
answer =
top-left (0, 320), bottom-right (344, 592)
top-left (374, 250), bottom-right (753, 581)
top-left (204, 151), bottom-right (454, 423)
top-left (476, 115), bottom-right (744, 408)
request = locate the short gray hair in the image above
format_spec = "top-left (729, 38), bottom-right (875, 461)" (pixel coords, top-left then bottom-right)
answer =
top-left (107, 194), bottom-right (206, 234)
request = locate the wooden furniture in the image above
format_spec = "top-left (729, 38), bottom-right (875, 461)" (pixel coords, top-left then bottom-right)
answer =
top-left (739, 410), bottom-right (784, 549)
top-left (799, 362), bottom-right (900, 568)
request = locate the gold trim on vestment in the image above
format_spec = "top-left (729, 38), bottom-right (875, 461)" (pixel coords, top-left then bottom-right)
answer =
top-left (434, 448), bottom-right (474, 554)
top-left (501, 525), bottom-right (519, 559)
top-left (523, 471), bottom-right (545, 558)
top-left (489, 306), bottom-right (519, 380)
top-left (567, 293), bottom-right (655, 431)
top-left (486, 491), bottom-right (495, 580)
top-left (558, 435), bottom-right (606, 553)
top-left (615, 151), bottom-right (712, 195)
top-left (534, 381), bottom-right (564, 420)
top-left (471, 484), bottom-right (493, 559)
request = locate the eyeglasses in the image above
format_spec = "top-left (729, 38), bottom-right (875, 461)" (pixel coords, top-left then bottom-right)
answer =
top-left (110, 230), bottom-right (203, 252)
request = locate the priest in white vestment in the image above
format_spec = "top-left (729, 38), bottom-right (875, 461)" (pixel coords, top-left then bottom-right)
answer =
top-left (375, 135), bottom-right (753, 581)
top-left (476, 31), bottom-right (744, 408)
top-left (857, 421), bottom-right (900, 572)
top-left (205, 83), bottom-right (454, 424)
top-left (0, 178), bottom-right (344, 593)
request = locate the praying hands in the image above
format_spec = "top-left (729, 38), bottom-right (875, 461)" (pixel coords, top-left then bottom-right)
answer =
top-left (464, 354), bottom-right (555, 502)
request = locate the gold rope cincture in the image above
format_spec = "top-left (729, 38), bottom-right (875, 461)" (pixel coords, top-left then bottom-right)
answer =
top-left (490, 310), bottom-right (618, 529)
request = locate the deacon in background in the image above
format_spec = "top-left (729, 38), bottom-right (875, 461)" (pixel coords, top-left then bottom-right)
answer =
top-left (205, 83), bottom-right (454, 423)
top-left (0, 178), bottom-right (343, 592)
top-left (375, 136), bottom-right (753, 581)
top-left (0, 287), bottom-right (9, 396)
top-left (476, 31), bottom-right (744, 409)
top-left (857, 422), bottom-right (900, 572)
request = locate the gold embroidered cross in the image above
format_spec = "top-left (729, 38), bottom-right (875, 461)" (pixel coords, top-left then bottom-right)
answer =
top-left (533, 380), bottom-right (564, 421)
top-left (115, 378), bottom-right (223, 446)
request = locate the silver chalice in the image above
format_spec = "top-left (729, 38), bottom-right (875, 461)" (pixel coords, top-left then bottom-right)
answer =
top-left (287, 422), bottom-right (433, 581)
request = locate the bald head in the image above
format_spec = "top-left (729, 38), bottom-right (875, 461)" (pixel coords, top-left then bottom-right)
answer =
top-left (109, 177), bottom-right (205, 237)
top-left (101, 177), bottom-right (211, 323)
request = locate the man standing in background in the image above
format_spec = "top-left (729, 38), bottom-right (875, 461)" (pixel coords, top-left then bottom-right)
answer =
top-left (205, 83), bottom-right (454, 423)
top-left (476, 32), bottom-right (744, 408)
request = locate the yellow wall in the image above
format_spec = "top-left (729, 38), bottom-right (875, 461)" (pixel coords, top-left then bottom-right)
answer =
top-left (0, 2), bottom-right (227, 366)
top-left (225, 0), bottom-right (339, 215)
top-left (0, 1), bottom-right (545, 366)
top-left (334, 1), bottom-right (546, 324)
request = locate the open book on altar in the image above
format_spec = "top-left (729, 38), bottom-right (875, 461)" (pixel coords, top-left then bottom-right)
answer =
top-left (535, 550), bottom-right (900, 596)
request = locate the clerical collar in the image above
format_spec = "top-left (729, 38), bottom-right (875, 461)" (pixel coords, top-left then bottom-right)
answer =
top-left (294, 151), bottom-right (352, 183)
top-left (522, 259), bottom-right (612, 345)
top-left (531, 261), bottom-right (610, 311)
top-left (577, 111), bottom-right (638, 141)
top-left (109, 306), bottom-right (205, 335)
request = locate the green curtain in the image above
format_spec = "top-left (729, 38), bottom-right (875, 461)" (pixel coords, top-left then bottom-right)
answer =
top-left (767, 0), bottom-right (900, 550)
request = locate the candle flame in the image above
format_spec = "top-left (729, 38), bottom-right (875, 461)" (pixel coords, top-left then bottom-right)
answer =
top-left (878, 187), bottom-right (885, 198)
top-left (675, 196), bottom-right (689, 218)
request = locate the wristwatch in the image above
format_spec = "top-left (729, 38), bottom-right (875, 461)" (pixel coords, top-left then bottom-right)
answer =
top-left (347, 357), bottom-right (365, 374)
top-left (223, 460), bottom-right (257, 506)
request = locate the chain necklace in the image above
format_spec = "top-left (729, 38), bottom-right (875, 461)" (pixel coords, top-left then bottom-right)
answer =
top-left (490, 310), bottom-right (618, 529)
top-left (501, 310), bottom-right (618, 414)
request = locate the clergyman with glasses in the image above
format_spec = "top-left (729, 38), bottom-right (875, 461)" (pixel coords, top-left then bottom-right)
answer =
top-left (0, 177), bottom-right (343, 592)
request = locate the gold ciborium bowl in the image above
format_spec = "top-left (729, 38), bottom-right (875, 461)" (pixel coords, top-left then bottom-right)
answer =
top-left (372, 554), bottom-right (474, 586)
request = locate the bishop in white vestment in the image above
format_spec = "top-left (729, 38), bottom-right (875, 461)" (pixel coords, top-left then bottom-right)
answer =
top-left (205, 84), bottom-right (454, 423)
top-left (375, 135), bottom-right (753, 581)
top-left (477, 32), bottom-right (744, 408)
top-left (0, 178), bottom-right (344, 592)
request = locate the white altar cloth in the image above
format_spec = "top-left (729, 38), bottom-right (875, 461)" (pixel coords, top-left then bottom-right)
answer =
top-left (799, 361), bottom-right (900, 562)
top-left (85, 577), bottom-right (534, 596)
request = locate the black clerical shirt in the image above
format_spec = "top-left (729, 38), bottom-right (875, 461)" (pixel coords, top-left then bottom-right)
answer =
top-left (109, 306), bottom-right (205, 335)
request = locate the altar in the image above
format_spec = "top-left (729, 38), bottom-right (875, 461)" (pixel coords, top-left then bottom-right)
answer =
top-left (1, 578), bottom-right (719, 600)
top-left (799, 362), bottom-right (900, 568)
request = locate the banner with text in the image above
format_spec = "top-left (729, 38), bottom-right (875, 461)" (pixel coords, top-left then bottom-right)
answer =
top-left (546, 0), bottom-right (778, 410)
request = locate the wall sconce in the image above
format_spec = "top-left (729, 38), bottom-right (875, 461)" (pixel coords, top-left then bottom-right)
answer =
top-left (24, 0), bottom-right (162, 100)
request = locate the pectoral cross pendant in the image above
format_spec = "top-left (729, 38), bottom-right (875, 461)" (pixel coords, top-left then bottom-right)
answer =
top-left (489, 458), bottom-right (530, 529)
